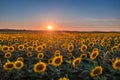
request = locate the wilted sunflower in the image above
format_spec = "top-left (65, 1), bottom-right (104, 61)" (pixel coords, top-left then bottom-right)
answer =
top-left (2, 45), bottom-right (9, 52)
top-left (26, 52), bottom-right (33, 57)
top-left (36, 46), bottom-right (43, 52)
top-left (27, 46), bottom-right (34, 52)
top-left (58, 77), bottom-right (69, 80)
top-left (90, 66), bottom-right (103, 77)
top-left (4, 52), bottom-right (12, 58)
top-left (90, 51), bottom-right (99, 60)
top-left (52, 56), bottom-right (63, 67)
top-left (80, 54), bottom-right (87, 60)
top-left (67, 44), bottom-right (74, 52)
top-left (112, 59), bottom-right (120, 70)
top-left (72, 58), bottom-right (81, 67)
top-left (17, 57), bottom-right (24, 62)
top-left (80, 44), bottom-right (87, 52)
top-left (3, 61), bottom-right (14, 71)
top-left (14, 60), bottom-right (24, 70)
top-left (37, 53), bottom-right (44, 59)
top-left (18, 45), bottom-right (25, 51)
top-left (9, 46), bottom-right (15, 52)
top-left (33, 62), bottom-right (46, 73)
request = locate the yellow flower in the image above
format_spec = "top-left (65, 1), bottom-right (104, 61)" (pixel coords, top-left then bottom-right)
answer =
top-left (48, 58), bottom-right (53, 64)
top-left (67, 53), bottom-right (73, 59)
top-left (52, 56), bottom-right (63, 67)
top-left (80, 54), bottom-right (87, 60)
top-left (111, 46), bottom-right (118, 52)
top-left (90, 66), bottom-right (103, 77)
top-left (58, 77), bottom-right (69, 80)
top-left (3, 61), bottom-right (14, 71)
top-left (67, 44), bottom-right (74, 52)
top-left (36, 46), bottom-right (43, 52)
top-left (92, 48), bottom-right (98, 52)
top-left (88, 42), bottom-right (94, 47)
top-left (14, 61), bottom-right (24, 70)
top-left (112, 59), bottom-right (120, 70)
top-left (4, 52), bottom-right (12, 58)
top-left (2, 45), bottom-right (9, 52)
top-left (90, 51), bottom-right (99, 60)
top-left (26, 51), bottom-right (33, 57)
top-left (33, 62), bottom-right (46, 73)
top-left (17, 57), bottom-right (24, 62)
top-left (72, 58), bottom-right (81, 67)
top-left (27, 46), bottom-right (34, 52)
top-left (80, 44), bottom-right (87, 52)
top-left (37, 53), bottom-right (44, 59)
top-left (54, 52), bottom-right (60, 57)
top-left (9, 46), bottom-right (15, 52)
top-left (18, 45), bottom-right (25, 51)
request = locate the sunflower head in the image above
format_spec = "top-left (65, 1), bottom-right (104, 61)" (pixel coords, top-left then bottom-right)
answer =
top-left (80, 54), bottom-right (87, 60)
top-left (34, 62), bottom-right (46, 73)
top-left (2, 45), bottom-right (9, 52)
top-left (80, 45), bottom-right (87, 52)
top-left (72, 58), bottom-right (81, 67)
top-left (14, 60), bottom-right (24, 70)
top-left (26, 52), bottom-right (33, 57)
top-left (4, 52), bottom-right (12, 58)
top-left (67, 44), bottom-right (74, 52)
top-left (9, 46), bottom-right (15, 52)
top-left (67, 53), bottom-right (73, 59)
top-left (27, 46), bottom-right (34, 52)
top-left (3, 61), bottom-right (14, 71)
top-left (90, 66), bottom-right (103, 77)
top-left (52, 56), bottom-right (63, 67)
top-left (112, 59), bottom-right (120, 70)
top-left (17, 57), bottom-right (24, 62)
top-left (37, 53), bottom-right (44, 59)
top-left (90, 51), bottom-right (99, 60)
top-left (36, 46), bottom-right (43, 52)
top-left (18, 45), bottom-right (25, 51)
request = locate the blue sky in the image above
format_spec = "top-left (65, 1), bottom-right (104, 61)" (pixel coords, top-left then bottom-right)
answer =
top-left (0, 0), bottom-right (120, 31)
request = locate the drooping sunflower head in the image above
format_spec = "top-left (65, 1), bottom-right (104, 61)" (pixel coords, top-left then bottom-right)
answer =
top-left (52, 56), bottom-right (63, 67)
top-left (37, 53), bottom-right (44, 59)
top-left (33, 62), bottom-right (46, 73)
top-left (112, 59), bottom-right (120, 70)
top-left (14, 60), bottom-right (24, 70)
top-left (72, 58), bottom-right (81, 67)
top-left (80, 54), bottom-right (87, 60)
top-left (90, 66), bottom-right (103, 77)
top-left (90, 51), bottom-right (99, 60)
top-left (3, 61), bottom-right (14, 71)
top-left (80, 44), bottom-right (87, 52)
top-left (4, 52), bottom-right (12, 58)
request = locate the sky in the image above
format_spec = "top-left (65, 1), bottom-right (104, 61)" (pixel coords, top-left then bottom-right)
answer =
top-left (0, 0), bottom-right (120, 31)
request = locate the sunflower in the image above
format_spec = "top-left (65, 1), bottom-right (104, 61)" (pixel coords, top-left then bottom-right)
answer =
top-left (3, 61), bottom-right (14, 71)
top-left (112, 59), bottom-right (120, 70)
top-left (17, 57), bottom-right (24, 62)
top-left (92, 48), bottom-right (98, 52)
top-left (52, 56), bottom-right (63, 67)
top-left (111, 46), bottom-right (118, 52)
top-left (80, 44), bottom-right (87, 52)
top-left (4, 52), bottom-right (12, 58)
top-left (37, 53), bottom-right (44, 59)
top-left (90, 51), bottom-right (99, 60)
top-left (2, 45), bottom-right (9, 52)
top-left (48, 58), bottom-right (53, 64)
top-left (72, 58), bottom-right (81, 67)
top-left (58, 77), bottom-right (69, 80)
top-left (67, 53), bottom-right (73, 59)
top-left (26, 52), bottom-right (33, 57)
top-left (80, 54), bottom-right (87, 60)
top-left (27, 46), bottom-right (34, 52)
top-left (90, 66), bottom-right (103, 77)
top-left (42, 43), bottom-right (47, 49)
top-left (36, 46), bottom-right (43, 52)
top-left (88, 42), bottom-right (94, 47)
top-left (18, 45), bottom-right (25, 51)
top-left (9, 46), bottom-right (15, 52)
top-left (54, 52), bottom-right (60, 57)
top-left (61, 44), bottom-right (66, 49)
top-left (67, 44), bottom-right (74, 52)
top-left (33, 62), bottom-right (46, 73)
top-left (14, 60), bottom-right (24, 70)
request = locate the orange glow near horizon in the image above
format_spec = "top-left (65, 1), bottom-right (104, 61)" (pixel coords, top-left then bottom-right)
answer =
top-left (47, 25), bottom-right (53, 30)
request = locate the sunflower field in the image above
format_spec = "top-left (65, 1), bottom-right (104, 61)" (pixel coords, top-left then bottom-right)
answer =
top-left (0, 31), bottom-right (120, 80)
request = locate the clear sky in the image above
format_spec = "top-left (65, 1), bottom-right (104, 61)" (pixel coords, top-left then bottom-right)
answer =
top-left (0, 0), bottom-right (120, 31)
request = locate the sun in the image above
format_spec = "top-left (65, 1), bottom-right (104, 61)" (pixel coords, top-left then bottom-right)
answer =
top-left (48, 25), bottom-right (53, 30)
